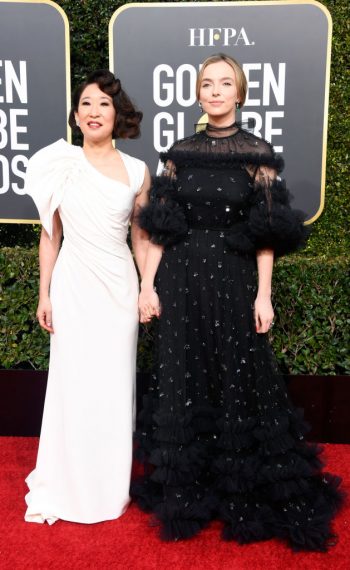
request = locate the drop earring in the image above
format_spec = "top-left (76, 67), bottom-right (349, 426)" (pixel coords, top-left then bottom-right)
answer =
top-left (235, 102), bottom-right (240, 110)
top-left (198, 102), bottom-right (203, 110)
top-left (76, 118), bottom-right (80, 127)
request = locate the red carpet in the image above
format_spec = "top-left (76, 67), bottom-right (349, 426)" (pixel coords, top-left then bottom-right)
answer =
top-left (0, 438), bottom-right (348, 570)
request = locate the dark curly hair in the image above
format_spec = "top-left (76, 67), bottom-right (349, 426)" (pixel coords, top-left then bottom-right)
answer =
top-left (68, 69), bottom-right (142, 139)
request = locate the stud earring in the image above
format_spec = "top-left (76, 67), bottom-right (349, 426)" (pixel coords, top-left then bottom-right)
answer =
top-left (76, 119), bottom-right (80, 127)
top-left (235, 102), bottom-right (240, 110)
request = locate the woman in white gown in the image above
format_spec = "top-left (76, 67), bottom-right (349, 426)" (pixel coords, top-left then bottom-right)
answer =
top-left (24, 70), bottom-right (150, 524)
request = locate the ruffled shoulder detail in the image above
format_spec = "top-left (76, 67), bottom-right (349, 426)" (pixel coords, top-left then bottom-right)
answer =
top-left (159, 129), bottom-right (284, 173)
top-left (24, 139), bottom-right (82, 238)
top-left (137, 176), bottom-right (188, 248)
top-left (160, 149), bottom-right (284, 173)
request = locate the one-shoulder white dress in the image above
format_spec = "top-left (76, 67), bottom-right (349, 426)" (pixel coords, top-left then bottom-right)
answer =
top-left (24, 139), bottom-right (145, 524)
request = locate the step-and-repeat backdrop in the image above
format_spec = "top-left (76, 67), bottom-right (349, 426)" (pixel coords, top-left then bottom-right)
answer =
top-left (110, 1), bottom-right (332, 223)
top-left (0, 1), bottom-right (332, 224)
top-left (0, 0), bottom-right (70, 223)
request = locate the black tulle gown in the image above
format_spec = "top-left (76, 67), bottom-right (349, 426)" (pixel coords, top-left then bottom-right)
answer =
top-left (132, 126), bottom-right (343, 551)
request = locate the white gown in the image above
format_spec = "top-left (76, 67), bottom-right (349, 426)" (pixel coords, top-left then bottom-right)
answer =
top-left (24, 139), bottom-right (145, 524)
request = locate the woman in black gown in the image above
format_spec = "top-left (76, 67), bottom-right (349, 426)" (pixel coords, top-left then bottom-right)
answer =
top-left (134, 54), bottom-right (343, 551)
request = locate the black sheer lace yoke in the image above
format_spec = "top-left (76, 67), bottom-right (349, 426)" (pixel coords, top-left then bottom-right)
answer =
top-left (133, 128), bottom-right (343, 550)
top-left (161, 127), bottom-right (285, 173)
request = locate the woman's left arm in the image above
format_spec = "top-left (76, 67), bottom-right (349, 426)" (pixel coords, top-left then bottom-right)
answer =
top-left (250, 153), bottom-right (309, 333)
top-left (131, 165), bottom-right (151, 278)
top-left (255, 248), bottom-right (274, 334)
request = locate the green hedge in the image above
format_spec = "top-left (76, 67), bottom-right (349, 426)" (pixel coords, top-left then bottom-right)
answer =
top-left (0, 0), bottom-right (349, 254)
top-left (1, 247), bottom-right (349, 375)
top-left (0, 0), bottom-right (349, 375)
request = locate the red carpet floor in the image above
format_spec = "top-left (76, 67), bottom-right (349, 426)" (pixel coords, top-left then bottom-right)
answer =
top-left (0, 438), bottom-right (348, 570)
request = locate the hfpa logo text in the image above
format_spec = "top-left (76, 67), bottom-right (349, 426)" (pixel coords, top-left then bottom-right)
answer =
top-left (189, 28), bottom-right (254, 47)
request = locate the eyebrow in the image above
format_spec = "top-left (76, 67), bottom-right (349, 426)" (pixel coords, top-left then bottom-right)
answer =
top-left (80, 95), bottom-right (112, 101)
top-left (201, 76), bottom-right (234, 82)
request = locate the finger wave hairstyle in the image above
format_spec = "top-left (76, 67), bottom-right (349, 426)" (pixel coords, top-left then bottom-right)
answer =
top-left (69, 69), bottom-right (143, 139)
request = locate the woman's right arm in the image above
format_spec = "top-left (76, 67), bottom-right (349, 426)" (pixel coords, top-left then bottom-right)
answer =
top-left (138, 242), bottom-right (163, 323)
top-left (137, 159), bottom-right (183, 323)
top-left (37, 210), bottom-right (62, 333)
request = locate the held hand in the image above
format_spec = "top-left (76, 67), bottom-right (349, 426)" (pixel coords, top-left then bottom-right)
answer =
top-left (139, 288), bottom-right (161, 323)
top-left (254, 295), bottom-right (274, 334)
top-left (36, 297), bottom-right (54, 333)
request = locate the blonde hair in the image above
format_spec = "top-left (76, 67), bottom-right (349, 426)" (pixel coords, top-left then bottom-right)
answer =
top-left (196, 53), bottom-right (247, 108)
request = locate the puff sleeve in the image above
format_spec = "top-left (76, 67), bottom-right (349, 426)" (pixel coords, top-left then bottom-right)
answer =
top-left (137, 175), bottom-right (188, 248)
top-left (24, 139), bottom-right (79, 239)
top-left (247, 178), bottom-right (309, 257)
top-left (225, 146), bottom-right (309, 258)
